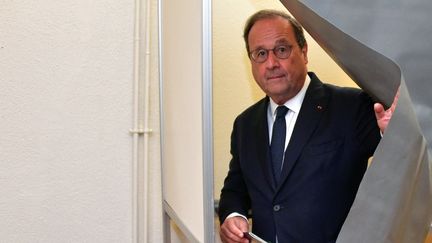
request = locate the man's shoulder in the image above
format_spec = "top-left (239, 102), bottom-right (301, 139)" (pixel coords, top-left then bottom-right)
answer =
top-left (236, 97), bottom-right (268, 121)
top-left (308, 72), bottom-right (374, 106)
top-left (323, 82), bottom-right (363, 96)
top-left (309, 72), bottom-right (357, 90)
top-left (327, 83), bottom-right (374, 102)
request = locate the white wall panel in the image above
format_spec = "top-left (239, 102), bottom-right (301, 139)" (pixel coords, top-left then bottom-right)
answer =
top-left (160, 0), bottom-right (213, 242)
top-left (0, 0), bottom-right (134, 242)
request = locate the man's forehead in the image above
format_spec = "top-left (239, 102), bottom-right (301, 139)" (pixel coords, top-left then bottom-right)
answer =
top-left (252, 16), bottom-right (291, 29)
top-left (248, 28), bottom-right (294, 47)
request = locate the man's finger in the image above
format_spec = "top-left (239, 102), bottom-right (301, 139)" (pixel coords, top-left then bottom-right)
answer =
top-left (220, 219), bottom-right (246, 242)
top-left (374, 103), bottom-right (385, 117)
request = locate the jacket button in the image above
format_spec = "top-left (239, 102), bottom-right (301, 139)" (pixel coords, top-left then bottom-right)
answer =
top-left (273, 205), bottom-right (281, 211)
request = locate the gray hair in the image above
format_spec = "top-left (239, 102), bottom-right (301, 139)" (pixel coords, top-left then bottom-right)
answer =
top-left (243, 9), bottom-right (307, 53)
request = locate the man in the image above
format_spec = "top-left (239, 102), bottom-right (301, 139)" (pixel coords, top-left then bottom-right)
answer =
top-left (218, 9), bottom-right (397, 243)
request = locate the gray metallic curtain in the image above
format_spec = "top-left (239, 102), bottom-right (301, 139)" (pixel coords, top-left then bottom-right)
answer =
top-left (280, 0), bottom-right (432, 242)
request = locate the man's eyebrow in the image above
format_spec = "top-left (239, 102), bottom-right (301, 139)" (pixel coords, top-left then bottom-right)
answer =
top-left (275, 39), bottom-right (291, 45)
top-left (250, 39), bottom-right (291, 51)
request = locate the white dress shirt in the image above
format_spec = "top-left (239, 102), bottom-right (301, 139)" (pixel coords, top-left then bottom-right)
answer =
top-left (267, 75), bottom-right (310, 168)
top-left (225, 75), bottom-right (311, 224)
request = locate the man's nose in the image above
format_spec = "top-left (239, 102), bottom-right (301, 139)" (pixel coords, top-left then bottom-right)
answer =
top-left (265, 51), bottom-right (280, 68)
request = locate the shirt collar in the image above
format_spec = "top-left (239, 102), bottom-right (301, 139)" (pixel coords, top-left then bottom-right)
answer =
top-left (269, 74), bottom-right (311, 116)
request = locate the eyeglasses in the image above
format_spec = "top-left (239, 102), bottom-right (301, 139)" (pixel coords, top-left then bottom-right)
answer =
top-left (249, 45), bottom-right (293, 63)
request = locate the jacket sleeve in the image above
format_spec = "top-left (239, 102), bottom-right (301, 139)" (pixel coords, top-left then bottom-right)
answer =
top-left (354, 91), bottom-right (381, 157)
top-left (218, 117), bottom-right (251, 224)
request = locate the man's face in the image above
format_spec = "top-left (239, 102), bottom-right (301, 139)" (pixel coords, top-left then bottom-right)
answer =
top-left (248, 17), bottom-right (308, 105)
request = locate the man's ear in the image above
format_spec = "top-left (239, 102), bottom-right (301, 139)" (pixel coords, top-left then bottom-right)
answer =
top-left (302, 43), bottom-right (308, 64)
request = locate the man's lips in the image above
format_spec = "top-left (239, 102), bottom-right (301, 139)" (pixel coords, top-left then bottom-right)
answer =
top-left (267, 74), bottom-right (284, 80)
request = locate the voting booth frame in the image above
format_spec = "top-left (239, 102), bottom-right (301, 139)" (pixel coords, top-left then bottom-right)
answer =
top-left (159, 0), bottom-right (214, 242)
top-left (158, 0), bottom-right (432, 242)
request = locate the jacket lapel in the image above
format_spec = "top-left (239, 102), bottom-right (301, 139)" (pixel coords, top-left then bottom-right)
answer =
top-left (276, 74), bottom-right (329, 191)
top-left (254, 97), bottom-right (277, 190)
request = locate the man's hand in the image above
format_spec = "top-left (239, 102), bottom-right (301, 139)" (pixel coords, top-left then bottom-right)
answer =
top-left (220, 216), bottom-right (249, 243)
top-left (374, 88), bottom-right (400, 133)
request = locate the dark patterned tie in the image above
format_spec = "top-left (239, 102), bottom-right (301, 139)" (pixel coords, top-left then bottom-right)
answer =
top-left (270, 106), bottom-right (289, 184)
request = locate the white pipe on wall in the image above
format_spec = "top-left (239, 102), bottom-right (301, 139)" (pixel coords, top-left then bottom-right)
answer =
top-left (130, 0), bottom-right (153, 241)
top-left (131, 0), bottom-right (141, 239)
top-left (142, 0), bottom-right (152, 240)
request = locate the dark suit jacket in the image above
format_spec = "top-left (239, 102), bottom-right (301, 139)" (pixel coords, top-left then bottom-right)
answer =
top-left (219, 72), bottom-right (381, 243)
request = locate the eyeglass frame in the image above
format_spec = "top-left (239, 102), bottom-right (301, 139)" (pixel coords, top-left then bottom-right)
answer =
top-left (248, 44), bottom-right (293, 63)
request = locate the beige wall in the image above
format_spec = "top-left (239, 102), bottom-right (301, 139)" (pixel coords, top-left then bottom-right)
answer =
top-left (213, 0), bottom-right (358, 198)
top-left (1, 0), bottom-right (163, 242)
top-left (1, 0), bottom-right (135, 241)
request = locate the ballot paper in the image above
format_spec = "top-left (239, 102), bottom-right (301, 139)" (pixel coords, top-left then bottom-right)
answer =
top-left (243, 232), bottom-right (268, 243)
